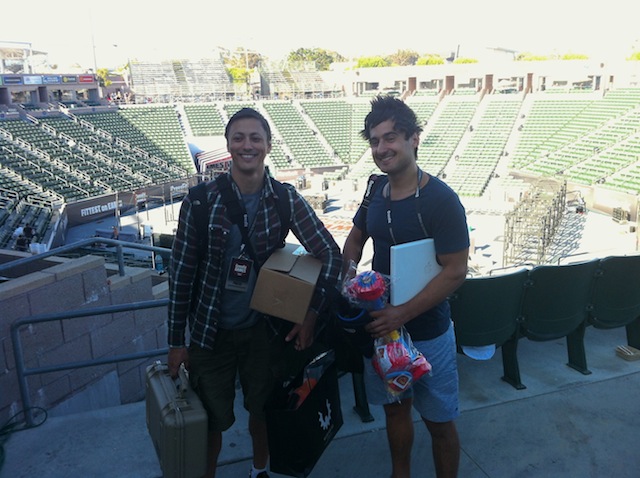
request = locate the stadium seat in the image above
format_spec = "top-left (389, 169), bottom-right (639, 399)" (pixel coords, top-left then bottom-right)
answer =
top-left (519, 258), bottom-right (600, 375)
top-left (587, 255), bottom-right (640, 349)
top-left (449, 268), bottom-right (529, 389)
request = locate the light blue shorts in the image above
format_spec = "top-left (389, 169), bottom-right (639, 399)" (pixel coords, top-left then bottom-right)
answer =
top-left (363, 321), bottom-right (459, 423)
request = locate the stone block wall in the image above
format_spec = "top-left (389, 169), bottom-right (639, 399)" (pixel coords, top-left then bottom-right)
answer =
top-left (0, 253), bottom-right (168, 424)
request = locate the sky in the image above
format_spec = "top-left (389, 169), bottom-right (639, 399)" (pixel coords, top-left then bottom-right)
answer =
top-left (2, 0), bottom-right (639, 70)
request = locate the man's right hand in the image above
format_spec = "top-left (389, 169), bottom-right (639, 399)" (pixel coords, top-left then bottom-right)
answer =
top-left (167, 347), bottom-right (189, 379)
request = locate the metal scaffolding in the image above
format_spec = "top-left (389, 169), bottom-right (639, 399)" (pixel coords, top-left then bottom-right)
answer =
top-left (503, 178), bottom-right (567, 267)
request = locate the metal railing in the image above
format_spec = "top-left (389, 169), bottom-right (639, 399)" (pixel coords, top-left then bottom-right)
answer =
top-left (0, 236), bottom-right (169, 277)
top-left (11, 298), bottom-right (169, 427)
top-left (2, 237), bottom-right (173, 426)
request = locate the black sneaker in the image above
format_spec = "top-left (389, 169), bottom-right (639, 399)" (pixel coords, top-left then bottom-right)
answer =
top-left (250, 471), bottom-right (269, 478)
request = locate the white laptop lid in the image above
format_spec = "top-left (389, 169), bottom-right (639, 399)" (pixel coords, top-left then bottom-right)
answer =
top-left (390, 238), bottom-right (442, 306)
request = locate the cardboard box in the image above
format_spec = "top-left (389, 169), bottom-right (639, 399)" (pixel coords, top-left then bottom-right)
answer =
top-left (251, 243), bottom-right (322, 324)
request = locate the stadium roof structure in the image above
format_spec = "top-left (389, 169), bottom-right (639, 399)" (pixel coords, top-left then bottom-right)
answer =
top-left (0, 41), bottom-right (47, 74)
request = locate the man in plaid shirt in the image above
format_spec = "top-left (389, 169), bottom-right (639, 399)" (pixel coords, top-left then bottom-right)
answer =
top-left (167, 108), bottom-right (341, 478)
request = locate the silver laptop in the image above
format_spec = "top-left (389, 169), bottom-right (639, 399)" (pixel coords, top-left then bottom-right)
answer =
top-left (390, 238), bottom-right (442, 305)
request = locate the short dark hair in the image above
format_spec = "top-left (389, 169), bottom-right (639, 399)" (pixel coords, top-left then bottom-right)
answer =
top-left (360, 95), bottom-right (423, 142)
top-left (225, 107), bottom-right (272, 142)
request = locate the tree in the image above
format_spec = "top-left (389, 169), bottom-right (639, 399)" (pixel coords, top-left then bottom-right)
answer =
top-left (221, 48), bottom-right (262, 87)
top-left (96, 68), bottom-right (112, 87)
top-left (416, 54), bottom-right (445, 65)
top-left (287, 48), bottom-right (345, 71)
top-left (387, 49), bottom-right (419, 66)
top-left (453, 57), bottom-right (479, 64)
top-left (515, 52), bottom-right (550, 61)
top-left (561, 53), bottom-right (589, 60)
top-left (628, 52), bottom-right (640, 61)
top-left (228, 67), bottom-right (250, 84)
top-left (356, 56), bottom-right (391, 68)
top-left (222, 48), bottom-right (262, 69)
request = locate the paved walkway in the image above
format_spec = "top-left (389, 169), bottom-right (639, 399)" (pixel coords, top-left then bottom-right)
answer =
top-left (3, 326), bottom-right (640, 478)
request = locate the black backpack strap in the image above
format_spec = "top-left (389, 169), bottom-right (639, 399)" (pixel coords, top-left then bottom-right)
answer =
top-left (215, 174), bottom-right (245, 226)
top-left (189, 175), bottom-right (293, 266)
top-left (358, 174), bottom-right (385, 236)
top-left (188, 181), bottom-right (210, 253)
top-left (269, 177), bottom-right (292, 247)
top-left (215, 174), bottom-right (261, 266)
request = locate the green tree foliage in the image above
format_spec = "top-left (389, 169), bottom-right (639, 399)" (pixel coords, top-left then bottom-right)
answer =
top-left (356, 56), bottom-right (391, 68)
top-left (96, 68), bottom-right (112, 87)
top-left (223, 48), bottom-right (262, 69)
top-left (287, 48), bottom-right (345, 71)
top-left (228, 67), bottom-right (250, 84)
top-left (416, 54), bottom-right (445, 65)
top-left (515, 51), bottom-right (589, 61)
top-left (221, 48), bottom-right (262, 85)
top-left (628, 52), bottom-right (640, 61)
top-left (515, 52), bottom-right (550, 61)
top-left (387, 49), bottom-right (420, 66)
top-left (453, 57), bottom-right (479, 64)
top-left (561, 53), bottom-right (589, 60)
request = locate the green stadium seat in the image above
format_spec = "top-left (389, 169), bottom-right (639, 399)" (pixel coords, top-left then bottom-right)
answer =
top-left (449, 268), bottom-right (529, 389)
top-left (519, 259), bottom-right (600, 375)
top-left (587, 255), bottom-right (640, 349)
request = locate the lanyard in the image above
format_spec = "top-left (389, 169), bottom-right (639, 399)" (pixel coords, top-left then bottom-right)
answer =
top-left (385, 168), bottom-right (429, 245)
top-left (232, 185), bottom-right (263, 259)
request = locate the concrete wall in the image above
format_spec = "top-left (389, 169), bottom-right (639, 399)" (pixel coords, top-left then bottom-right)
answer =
top-left (0, 253), bottom-right (168, 424)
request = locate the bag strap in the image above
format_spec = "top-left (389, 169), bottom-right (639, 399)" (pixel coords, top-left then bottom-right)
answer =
top-left (358, 174), bottom-right (385, 237)
top-left (189, 174), bottom-right (292, 267)
top-left (188, 181), bottom-right (209, 254)
top-left (215, 174), bottom-right (261, 266)
top-left (269, 177), bottom-right (292, 248)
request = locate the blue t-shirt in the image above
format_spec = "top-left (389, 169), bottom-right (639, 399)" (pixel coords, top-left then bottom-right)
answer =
top-left (354, 174), bottom-right (469, 340)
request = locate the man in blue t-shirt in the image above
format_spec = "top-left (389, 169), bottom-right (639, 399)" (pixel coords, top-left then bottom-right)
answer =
top-left (343, 96), bottom-right (469, 478)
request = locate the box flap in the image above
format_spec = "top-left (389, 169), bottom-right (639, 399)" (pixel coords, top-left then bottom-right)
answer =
top-left (250, 243), bottom-right (323, 324)
top-left (290, 254), bottom-right (322, 284)
top-left (262, 243), bottom-right (302, 273)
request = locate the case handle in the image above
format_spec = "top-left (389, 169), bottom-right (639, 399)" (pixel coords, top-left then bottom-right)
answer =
top-left (175, 364), bottom-right (190, 399)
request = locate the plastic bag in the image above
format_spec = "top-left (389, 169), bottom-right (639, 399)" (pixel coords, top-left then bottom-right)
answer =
top-left (342, 264), bottom-right (389, 311)
top-left (335, 263), bottom-right (390, 358)
top-left (341, 264), bottom-right (432, 397)
top-left (288, 350), bottom-right (335, 409)
top-left (371, 326), bottom-right (432, 399)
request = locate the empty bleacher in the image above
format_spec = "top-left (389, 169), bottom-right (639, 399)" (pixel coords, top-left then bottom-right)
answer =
top-left (0, 120), bottom-right (105, 201)
top-left (300, 99), bottom-right (370, 164)
top-left (419, 94), bottom-right (480, 177)
top-left (446, 95), bottom-right (522, 196)
top-left (509, 89), bottom-right (640, 194)
top-left (262, 101), bottom-right (335, 168)
top-left (288, 70), bottom-right (333, 95)
top-left (560, 109), bottom-right (640, 185)
top-left (3, 86), bottom-right (640, 251)
top-left (510, 94), bottom-right (597, 172)
top-left (79, 107), bottom-right (194, 173)
top-left (598, 133), bottom-right (640, 194)
top-left (183, 103), bottom-right (226, 136)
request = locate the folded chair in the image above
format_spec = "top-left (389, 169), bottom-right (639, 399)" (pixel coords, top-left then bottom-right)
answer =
top-left (449, 268), bottom-right (529, 390)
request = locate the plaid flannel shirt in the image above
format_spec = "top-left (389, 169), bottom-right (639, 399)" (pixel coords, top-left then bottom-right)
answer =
top-left (168, 172), bottom-right (342, 349)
